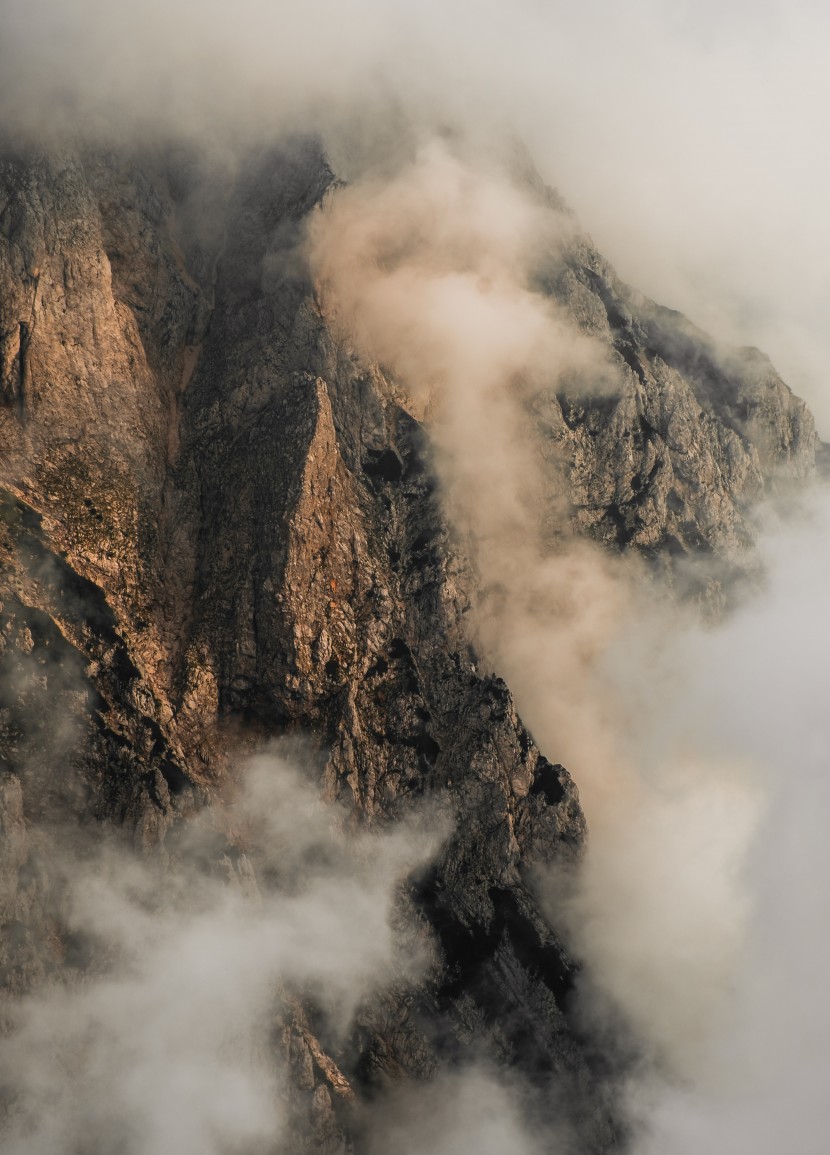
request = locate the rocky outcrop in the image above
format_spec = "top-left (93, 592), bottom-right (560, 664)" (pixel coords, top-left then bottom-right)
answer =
top-left (0, 135), bottom-right (822, 1150)
top-left (537, 232), bottom-right (819, 581)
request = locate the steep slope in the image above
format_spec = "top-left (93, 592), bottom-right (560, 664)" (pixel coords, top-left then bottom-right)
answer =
top-left (544, 238), bottom-right (817, 564)
top-left (0, 136), bottom-right (822, 1150)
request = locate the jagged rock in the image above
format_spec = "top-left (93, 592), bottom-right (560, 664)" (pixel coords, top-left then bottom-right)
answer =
top-left (538, 232), bottom-right (819, 578)
top-left (0, 135), bottom-right (823, 1151)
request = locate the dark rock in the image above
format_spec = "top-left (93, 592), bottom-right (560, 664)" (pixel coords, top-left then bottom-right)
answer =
top-left (0, 135), bottom-right (822, 1152)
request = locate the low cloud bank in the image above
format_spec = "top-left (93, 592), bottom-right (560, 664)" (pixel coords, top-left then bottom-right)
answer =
top-left (618, 494), bottom-right (830, 1153)
top-left (0, 750), bottom-right (443, 1155)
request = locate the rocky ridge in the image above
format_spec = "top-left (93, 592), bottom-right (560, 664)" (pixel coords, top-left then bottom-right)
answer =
top-left (0, 136), bottom-right (822, 1150)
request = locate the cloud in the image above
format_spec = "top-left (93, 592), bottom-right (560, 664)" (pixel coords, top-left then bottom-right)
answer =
top-left (307, 139), bottom-right (618, 563)
top-left (4, 3), bottom-right (830, 1148)
top-left (0, 748), bottom-right (444, 1155)
top-left (306, 129), bottom-right (830, 1151)
top-left (612, 491), bottom-right (830, 1153)
top-left (363, 1066), bottom-right (553, 1155)
top-left (307, 137), bottom-right (756, 1078)
top-left (3, 0), bottom-right (828, 427)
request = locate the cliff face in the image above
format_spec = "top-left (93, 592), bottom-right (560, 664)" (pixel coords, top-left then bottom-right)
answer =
top-left (0, 138), bottom-right (821, 1150)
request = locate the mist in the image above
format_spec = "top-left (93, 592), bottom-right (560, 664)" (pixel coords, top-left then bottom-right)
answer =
top-left (307, 142), bottom-right (748, 1072)
top-left (3, 0), bottom-right (828, 428)
top-left (363, 1067), bottom-right (550, 1155)
top-left (307, 132), bottom-right (830, 1150)
top-left (3, 0), bottom-right (830, 1150)
top-left (623, 494), bottom-right (830, 1153)
top-left (0, 750), bottom-right (444, 1155)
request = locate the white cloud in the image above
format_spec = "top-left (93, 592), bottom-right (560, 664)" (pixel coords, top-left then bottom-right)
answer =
top-left (0, 750), bottom-right (443, 1155)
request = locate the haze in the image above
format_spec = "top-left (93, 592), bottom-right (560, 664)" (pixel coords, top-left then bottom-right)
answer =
top-left (3, 0), bottom-right (828, 427)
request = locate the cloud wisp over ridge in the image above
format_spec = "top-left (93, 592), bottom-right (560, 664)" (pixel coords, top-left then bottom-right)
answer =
top-left (3, 0), bottom-right (828, 426)
top-left (2, 2), bottom-right (830, 1150)
top-left (308, 138), bottom-right (830, 1152)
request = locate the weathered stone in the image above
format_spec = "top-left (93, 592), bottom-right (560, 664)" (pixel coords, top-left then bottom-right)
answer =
top-left (0, 136), bottom-right (822, 1152)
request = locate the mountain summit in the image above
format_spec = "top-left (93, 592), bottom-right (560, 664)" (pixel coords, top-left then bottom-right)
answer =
top-left (0, 137), bottom-right (821, 1152)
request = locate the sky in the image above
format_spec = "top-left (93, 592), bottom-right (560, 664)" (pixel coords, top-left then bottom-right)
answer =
top-left (512, 0), bottom-right (830, 433)
top-left (2, 0), bottom-right (828, 427)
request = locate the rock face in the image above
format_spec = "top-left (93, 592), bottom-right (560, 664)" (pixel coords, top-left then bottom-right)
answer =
top-left (0, 136), bottom-right (822, 1150)
top-left (535, 235), bottom-right (819, 597)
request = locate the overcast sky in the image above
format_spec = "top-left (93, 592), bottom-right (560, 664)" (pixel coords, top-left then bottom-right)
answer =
top-left (2, 0), bottom-right (827, 429)
top-left (513, 0), bottom-right (830, 433)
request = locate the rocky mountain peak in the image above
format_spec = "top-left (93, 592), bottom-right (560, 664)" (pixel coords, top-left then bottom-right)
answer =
top-left (0, 134), bottom-right (823, 1152)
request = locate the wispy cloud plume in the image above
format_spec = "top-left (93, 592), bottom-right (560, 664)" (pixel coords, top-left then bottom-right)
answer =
top-left (308, 134), bottom-right (830, 1151)
top-left (0, 749), bottom-right (443, 1154)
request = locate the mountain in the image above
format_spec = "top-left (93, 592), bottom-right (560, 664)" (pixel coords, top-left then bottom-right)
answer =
top-left (0, 136), bottom-right (821, 1151)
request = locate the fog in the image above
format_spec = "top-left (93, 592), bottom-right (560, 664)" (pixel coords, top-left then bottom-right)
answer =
top-left (0, 752), bottom-right (444, 1154)
top-left (308, 136), bottom-right (830, 1150)
top-left (3, 0), bottom-right (828, 427)
top-left (363, 1068), bottom-right (548, 1155)
top-left (2, 1), bottom-right (830, 1151)
top-left (625, 495), bottom-right (830, 1153)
